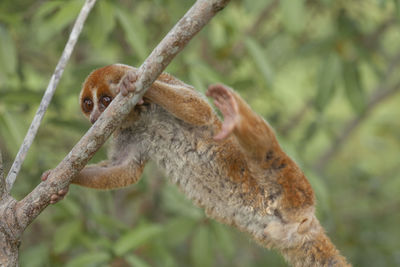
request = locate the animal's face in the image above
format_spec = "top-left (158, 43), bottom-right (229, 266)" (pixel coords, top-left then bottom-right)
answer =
top-left (80, 64), bottom-right (132, 124)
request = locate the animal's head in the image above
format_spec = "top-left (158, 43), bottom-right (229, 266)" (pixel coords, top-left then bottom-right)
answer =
top-left (80, 64), bottom-right (134, 124)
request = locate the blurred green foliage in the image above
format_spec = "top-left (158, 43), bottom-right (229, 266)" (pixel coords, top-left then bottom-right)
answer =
top-left (1, 0), bottom-right (400, 266)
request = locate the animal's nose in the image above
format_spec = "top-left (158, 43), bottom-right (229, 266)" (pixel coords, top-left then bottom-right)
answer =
top-left (90, 110), bottom-right (101, 124)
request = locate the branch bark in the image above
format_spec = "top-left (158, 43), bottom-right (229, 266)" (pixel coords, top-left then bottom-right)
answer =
top-left (0, 0), bottom-right (230, 265)
top-left (0, 150), bottom-right (19, 267)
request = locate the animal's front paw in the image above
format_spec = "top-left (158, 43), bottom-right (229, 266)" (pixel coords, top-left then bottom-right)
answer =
top-left (118, 70), bottom-right (138, 96)
top-left (206, 84), bottom-right (240, 140)
top-left (117, 71), bottom-right (144, 105)
top-left (41, 170), bottom-right (69, 204)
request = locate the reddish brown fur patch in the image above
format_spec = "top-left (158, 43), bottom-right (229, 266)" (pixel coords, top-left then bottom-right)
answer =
top-left (215, 137), bottom-right (263, 208)
top-left (275, 153), bottom-right (315, 209)
top-left (80, 65), bottom-right (131, 113)
top-left (215, 85), bottom-right (315, 211)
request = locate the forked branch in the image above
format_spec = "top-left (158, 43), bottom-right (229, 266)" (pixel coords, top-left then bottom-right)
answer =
top-left (0, 1), bottom-right (230, 265)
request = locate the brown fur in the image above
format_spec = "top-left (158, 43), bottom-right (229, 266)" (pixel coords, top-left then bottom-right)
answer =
top-left (50, 64), bottom-right (350, 266)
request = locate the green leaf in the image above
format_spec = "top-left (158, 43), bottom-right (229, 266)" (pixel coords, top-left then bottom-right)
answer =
top-left (65, 251), bottom-right (111, 267)
top-left (211, 222), bottom-right (235, 259)
top-left (58, 198), bottom-right (81, 217)
top-left (395, 0), bottom-right (400, 19)
top-left (116, 8), bottom-right (148, 61)
top-left (0, 25), bottom-right (17, 75)
top-left (151, 239), bottom-right (177, 267)
top-left (93, 213), bottom-right (130, 232)
top-left (124, 254), bottom-right (152, 267)
top-left (0, 90), bottom-right (42, 105)
top-left (36, 0), bottom-right (82, 44)
top-left (306, 171), bottom-right (330, 212)
top-left (245, 37), bottom-right (274, 88)
top-left (280, 0), bottom-right (306, 34)
top-left (300, 121), bottom-right (319, 148)
top-left (53, 220), bottom-right (82, 254)
top-left (2, 111), bottom-right (25, 148)
top-left (20, 244), bottom-right (49, 267)
top-left (342, 62), bottom-right (366, 114)
top-left (191, 225), bottom-right (214, 267)
top-left (0, 113), bottom-right (19, 154)
top-left (209, 21), bottom-right (227, 49)
top-left (196, 62), bottom-right (224, 84)
top-left (87, 1), bottom-right (116, 48)
top-left (189, 69), bottom-right (207, 93)
top-left (315, 53), bottom-right (341, 111)
top-left (161, 184), bottom-right (204, 219)
top-left (162, 217), bottom-right (197, 246)
top-left (114, 224), bottom-right (163, 256)
top-left (33, 1), bottom-right (63, 21)
top-left (76, 234), bottom-right (113, 251)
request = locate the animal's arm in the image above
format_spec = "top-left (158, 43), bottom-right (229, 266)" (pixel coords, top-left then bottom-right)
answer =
top-left (120, 68), bottom-right (214, 126)
top-left (145, 73), bottom-right (214, 126)
top-left (40, 158), bottom-right (145, 203)
top-left (71, 159), bottom-right (146, 190)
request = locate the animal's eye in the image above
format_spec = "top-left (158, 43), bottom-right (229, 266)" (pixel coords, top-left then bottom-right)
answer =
top-left (83, 98), bottom-right (93, 113)
top-left (100, 95), bottom-right (112, 108)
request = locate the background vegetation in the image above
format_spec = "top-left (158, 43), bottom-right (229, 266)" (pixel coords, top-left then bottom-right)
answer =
top-left (1, 0), bottom-right (400, 266)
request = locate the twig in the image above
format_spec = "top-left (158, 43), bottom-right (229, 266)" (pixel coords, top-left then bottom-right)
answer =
top-left (247, 0), bottom-right (279, 36)
top-left (314, 80), bottom-right (400, 172)
top-left (15, 0), bottom-right (231, 232)
top-left (231, 0), bottom-right (279, 54)
top-left (363, 17), bottom-right (397, 50)
top-left (279, 99), bottom-right (313, 137)
top-left (5, 0), bottom-right (98, 193)
top-left (314, 51), bottom-right (400, 171)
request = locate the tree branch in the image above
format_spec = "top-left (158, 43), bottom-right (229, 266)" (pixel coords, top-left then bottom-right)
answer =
top-left (314, 79), bottom-right (400, 172)
top-left (313, 51), bottom-right (400, 172)
top-left (247, 0), bottom-right (279, 37)
top-left (15, 0), bottom-right (231, 234)
top-left (0, 1), bottom-right (230, 265)
top-left (279, 99), bottom-right (313, 137)
top-left (231, 0), bottom-right (279, 55)
top-left (5, 0), bottom-right (98, 193)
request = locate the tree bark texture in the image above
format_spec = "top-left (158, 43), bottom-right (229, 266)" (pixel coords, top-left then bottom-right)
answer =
top-left (0, 0), bottom-right (230, 266)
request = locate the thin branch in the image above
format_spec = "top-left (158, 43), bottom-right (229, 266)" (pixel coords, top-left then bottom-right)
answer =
top-left (363, 17), bottom-right (397, 50)
top-left (314, 80), bottom-right (400, 172)
top-left (279, 99), bottom-right (313, 137)
top-left (279, 19), bottom-right (399, 140)
top-left (313, 51), bottom-right (400, 172)
top-left (231, 0), bottom-right (279, 54)
top-left (5, 0), bottom-right (98, 193)
top-left (15, 0), bottom-right (231, 232)
top-left (247, 0), bottom-right (279, 37)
